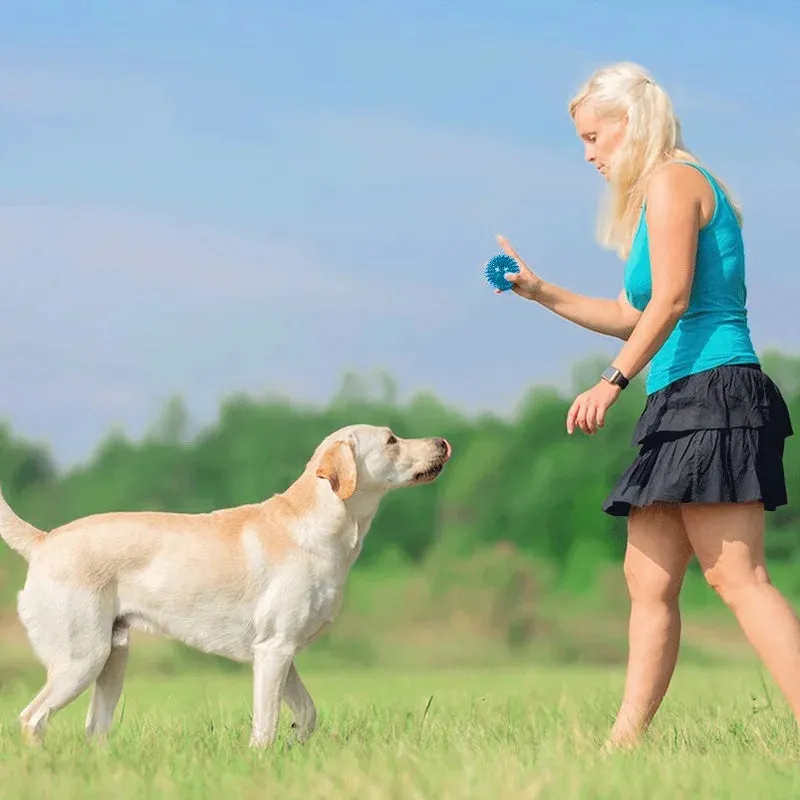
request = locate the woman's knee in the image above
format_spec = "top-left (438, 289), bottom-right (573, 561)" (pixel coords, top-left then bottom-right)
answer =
top-left (703, 561), bottom-right (771, 608)
top-left (623, 554), bottom-right (686, 604)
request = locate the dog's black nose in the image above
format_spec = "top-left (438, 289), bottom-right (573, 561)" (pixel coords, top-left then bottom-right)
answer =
top-left (437, 438), bottom-right (452, 458)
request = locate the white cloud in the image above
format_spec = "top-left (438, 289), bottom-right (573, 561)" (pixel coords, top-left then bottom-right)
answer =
top-left (670, 85), bottom-right (741, 118)
top-left (0, 202), bottom-right (461, 464)
top-left (0, 62), bottom-right (172, 120)
top-left (315, 110), bottom-right (587, 192)
top-left (0, 66), bottom-right (100, 115)
top-left (0, 204), bottom-right (405, 310)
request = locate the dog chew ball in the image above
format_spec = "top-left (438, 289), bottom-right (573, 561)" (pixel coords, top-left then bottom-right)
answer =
top-left (484, 253), bottom-right (520, 292)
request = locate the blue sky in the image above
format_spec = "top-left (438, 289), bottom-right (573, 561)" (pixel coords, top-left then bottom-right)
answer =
top-left (2, 0), bottom-right (799, 465)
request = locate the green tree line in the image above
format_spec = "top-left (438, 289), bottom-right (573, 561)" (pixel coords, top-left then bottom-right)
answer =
top-left (0, 351), bottom-right (797, 603)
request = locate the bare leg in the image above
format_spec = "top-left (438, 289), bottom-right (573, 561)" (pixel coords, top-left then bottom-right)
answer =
top-left (283, 662), bottom-right (317, 742)
top-left (683, 501), bottom-right (800, 721)
top-left (606, 503), bottom-right (694, 748)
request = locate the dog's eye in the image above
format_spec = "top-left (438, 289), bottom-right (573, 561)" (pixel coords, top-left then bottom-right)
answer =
top-left (386, 434), bottom-right (397, 445)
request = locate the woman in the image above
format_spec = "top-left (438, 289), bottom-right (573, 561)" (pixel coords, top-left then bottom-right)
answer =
top-left (497, 61), bottom-right (796, 749)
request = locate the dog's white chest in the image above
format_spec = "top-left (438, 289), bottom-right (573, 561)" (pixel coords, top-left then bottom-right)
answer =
top-left (308, 579), bottom-right (342, 623)
top-left (294, 579), bottom-right (343, 648)
top-left (261, 562), bottom-right (346, 649)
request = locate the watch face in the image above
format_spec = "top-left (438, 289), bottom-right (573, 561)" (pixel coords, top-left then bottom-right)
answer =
top-left (602, 367), bottom-right (627, 387)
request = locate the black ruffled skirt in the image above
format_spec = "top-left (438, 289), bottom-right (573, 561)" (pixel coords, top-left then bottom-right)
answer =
top-left (603, 364), bottom-right (794, 517)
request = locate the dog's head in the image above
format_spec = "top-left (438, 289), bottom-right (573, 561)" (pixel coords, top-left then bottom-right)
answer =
top-left (312, 425), bottom-right (452, 501)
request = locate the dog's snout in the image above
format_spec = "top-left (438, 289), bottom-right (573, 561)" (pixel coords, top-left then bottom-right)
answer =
top-left (437, 438), bottom-right (452, 459)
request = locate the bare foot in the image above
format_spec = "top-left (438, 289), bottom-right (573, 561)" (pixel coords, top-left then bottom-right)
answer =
top-left (600, 731), bottom-right (643, 755)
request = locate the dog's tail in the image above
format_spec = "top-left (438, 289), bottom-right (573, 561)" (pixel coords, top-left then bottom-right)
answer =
top-left (0, 487), bottom-right (45, 561)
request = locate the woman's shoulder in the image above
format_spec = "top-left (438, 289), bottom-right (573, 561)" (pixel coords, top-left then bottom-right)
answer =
top-left (647, 160), bottom-right (711, 198)
top-left (644, 160), bottom-right (716, 224)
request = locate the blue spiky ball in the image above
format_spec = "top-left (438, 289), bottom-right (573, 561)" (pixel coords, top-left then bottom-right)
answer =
top-left (484, 253), bottom-right (520, 292)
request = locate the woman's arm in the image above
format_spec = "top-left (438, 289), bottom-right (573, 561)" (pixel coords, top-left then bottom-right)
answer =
top-left (497, 235), bottom-right (641, 340)
top-left (535, 283), bottom-right (642, 340)
top-left (565, 163), bottom-right (705, 436)
top-left (609, 164), bottom-right (702, 382)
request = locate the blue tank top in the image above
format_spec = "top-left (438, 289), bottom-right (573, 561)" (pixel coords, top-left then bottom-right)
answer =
top-left (623, 161), bottom-right (759, 395)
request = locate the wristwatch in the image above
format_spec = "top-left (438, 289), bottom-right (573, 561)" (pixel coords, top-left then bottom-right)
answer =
top-left (601, 365), bottom-right (629, 389)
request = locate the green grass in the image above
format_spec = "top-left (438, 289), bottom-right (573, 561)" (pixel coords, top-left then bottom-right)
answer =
top-left (0, 663), bottom-right (797, 799)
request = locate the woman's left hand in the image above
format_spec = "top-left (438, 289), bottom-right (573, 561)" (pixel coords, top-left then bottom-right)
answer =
top-left (566, 380), bottom-right (622, 435)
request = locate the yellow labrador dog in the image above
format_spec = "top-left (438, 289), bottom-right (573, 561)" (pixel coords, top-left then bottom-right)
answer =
top-left (0, 424), bottom-right (452, 747)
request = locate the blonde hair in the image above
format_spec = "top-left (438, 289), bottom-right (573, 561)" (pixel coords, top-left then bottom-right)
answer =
top-left (569, 61), bottom-right (742, 258)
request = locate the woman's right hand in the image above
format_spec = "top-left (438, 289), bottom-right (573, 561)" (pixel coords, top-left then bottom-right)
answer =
top-left (496, 234), bottom-right (544, 301)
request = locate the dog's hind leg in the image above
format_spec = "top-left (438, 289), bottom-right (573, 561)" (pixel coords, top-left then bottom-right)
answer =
top-left (18, 683), bottom-right (52, 732)
top-left (22, 655), bottom-right (110, 743)
top-left (85, 621), bottom-right (130, 739)
top-left (17, 578), bottom-right (115, 744)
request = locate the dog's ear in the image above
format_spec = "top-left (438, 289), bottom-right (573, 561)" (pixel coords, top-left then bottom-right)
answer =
top-left (315, 440), bottom-right (357, 500)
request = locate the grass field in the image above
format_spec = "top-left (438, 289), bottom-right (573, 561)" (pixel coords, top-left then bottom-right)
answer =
top-left (0, 661), bottom-right (798, 799)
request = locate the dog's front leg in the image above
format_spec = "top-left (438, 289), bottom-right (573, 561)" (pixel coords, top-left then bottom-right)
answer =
top-left (283, 661), bottom-right (317, 742)
top-left (250, 639), bottom-right (295, 748)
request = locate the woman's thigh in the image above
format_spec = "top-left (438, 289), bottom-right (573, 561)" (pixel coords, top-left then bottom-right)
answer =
top-left (679, 501), bottom-right (768, 598)
top-left (625, 503), bottom-right (694, 601)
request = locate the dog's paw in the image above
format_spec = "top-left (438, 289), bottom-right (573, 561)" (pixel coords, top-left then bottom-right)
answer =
top-left (248, 735), bottom-right (272, 749)
top-left (289, 720), bottom-right (317, 744)
top-left (20, 724), bottom-right (44, 747)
